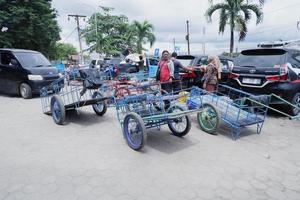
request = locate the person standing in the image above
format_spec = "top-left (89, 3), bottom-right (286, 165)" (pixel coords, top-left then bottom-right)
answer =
top-left (171, 52), bottom-right (187, 92)
top-left (156, 50), bottom-right (174, 92)
top-left (137, 55), bottom-right (145, 72)
top-left (203, 56), bottom-right (219, 92)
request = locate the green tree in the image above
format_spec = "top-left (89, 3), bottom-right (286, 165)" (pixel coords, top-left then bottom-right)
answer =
top-left (54, 42), bottom-right (77, 61)
top-left (82, 7), bottom-right (130, 56)
top-left (0, 0), bottom-right (60, 58)
top-left (205, 0), bottom-right (263, 53)
top-left (131, 20), bottom-right (156, 54)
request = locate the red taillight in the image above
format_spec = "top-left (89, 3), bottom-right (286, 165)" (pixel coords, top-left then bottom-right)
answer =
top-left (229, 73), bottom-right (240, 79)
top-left (269, 63), bottom-right (289, 82)
top-left (266, 74), bottom-right (288, 82)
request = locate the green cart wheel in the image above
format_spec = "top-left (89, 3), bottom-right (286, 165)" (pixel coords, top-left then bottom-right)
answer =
top-left (197, 103), bottom-right (220, 135)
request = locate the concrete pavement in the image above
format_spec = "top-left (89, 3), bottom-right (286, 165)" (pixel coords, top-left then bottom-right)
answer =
top-left (0, 94), bottom-right (300, 200)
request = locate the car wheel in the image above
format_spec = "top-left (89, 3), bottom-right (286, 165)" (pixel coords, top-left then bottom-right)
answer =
top-left (19, 83), bottom-right (32, 99)
top-left (287, 93), bottom-right (300, 116)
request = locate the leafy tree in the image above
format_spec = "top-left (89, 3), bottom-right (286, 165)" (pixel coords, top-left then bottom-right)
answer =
top-left (206, 0), bottom-right (263, 53)
top-left (82, 7), bottom-right (131, 56)
top-left (83, 8), bottom-right (156, 56)
top-left (54, 42), bottom-right (77, 61)
top-left (0, 0), bottom-right (60, 59)
top-left (131, 20), bottom-right (156, 54)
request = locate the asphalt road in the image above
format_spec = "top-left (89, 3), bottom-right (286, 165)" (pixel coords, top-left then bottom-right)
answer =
top-left (0, 94), bottom-right (300, 200)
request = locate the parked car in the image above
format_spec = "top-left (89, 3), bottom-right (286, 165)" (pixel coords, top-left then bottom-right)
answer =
top-left (228, 48), bottom-right (300, 116)
top-left (0, 49), bottom-right (60, 99)
top-left (117, 57), bottom-right (159, 75)
top-left (177, 55), bottom-right (234, 88)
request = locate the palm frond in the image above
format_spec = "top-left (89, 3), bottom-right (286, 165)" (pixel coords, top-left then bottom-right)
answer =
top-left (205, 3), bottom-right (230, 23)
top-left (235, 15), bottom-right (248, 41)
top-left (219, 8), bottom-right (229, 33)
top-left (241, 4), bottom-right (263, 24)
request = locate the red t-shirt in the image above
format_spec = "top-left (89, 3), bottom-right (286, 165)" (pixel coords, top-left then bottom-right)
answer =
top-left (159, 60), bottom-right (170, 82)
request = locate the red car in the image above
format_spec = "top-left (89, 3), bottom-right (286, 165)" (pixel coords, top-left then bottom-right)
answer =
top-left (177, 55), bottom-right (234, 88)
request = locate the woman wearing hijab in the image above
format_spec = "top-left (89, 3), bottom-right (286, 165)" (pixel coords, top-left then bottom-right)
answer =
top-left (202, 56), bottom-right (219, 92)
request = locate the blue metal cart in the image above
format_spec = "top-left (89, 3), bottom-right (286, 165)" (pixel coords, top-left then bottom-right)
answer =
top-left (186, 85), bottom-right (269, 139)
top-left (114, 87), bottom-right (219, 150)
top-left (40, 69), bottom-right (109, 125)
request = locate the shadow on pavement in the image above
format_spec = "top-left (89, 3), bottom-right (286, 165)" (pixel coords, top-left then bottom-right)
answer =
top-left (64, 109), bottom-right (111, 126)
top-left (146, 129), bottom-right (198, 154)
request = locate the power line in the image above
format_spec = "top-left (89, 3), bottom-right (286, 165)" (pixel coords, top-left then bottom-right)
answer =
top-left (61, 27), bottom-right (77, 43)
top-left (263, 2), bottom-right (300, 14)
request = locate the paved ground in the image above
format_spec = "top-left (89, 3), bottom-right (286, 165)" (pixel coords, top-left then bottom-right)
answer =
top-left (0, 94), bottom-right (300, 200)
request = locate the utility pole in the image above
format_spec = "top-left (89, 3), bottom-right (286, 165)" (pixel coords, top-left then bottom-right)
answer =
top-left (173, 38), bottom-right (176, 52)
top-left (186, 20), bottom-right (190, 55)
top-left (202, 26), bottom-right (206, 55)
top-left (68, 14), bottom-right (86, 64)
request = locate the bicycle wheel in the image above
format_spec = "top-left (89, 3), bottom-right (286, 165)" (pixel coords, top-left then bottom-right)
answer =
top-left (167, 105), bottom-right (191, 137)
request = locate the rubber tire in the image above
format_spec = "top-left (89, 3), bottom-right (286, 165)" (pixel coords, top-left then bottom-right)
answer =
top-left (123, 112), bottom-right (147, 151)
top-left (154, 89), bottom-right (171, 111)
top-left (287, 93), bottom-right (300, 116)
top-left (50, 95), bottom-right (66, 125)
top-left (92, 92), bottom-right (107, 116)
top-left (197, 103), bottom-right (220, 135)
top-left (19, 83), bottom-right (32, 99)
top-left (167, 105), bottom-right (191, 137)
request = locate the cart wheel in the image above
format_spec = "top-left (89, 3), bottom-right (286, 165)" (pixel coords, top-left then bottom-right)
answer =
top-left (154, 89), bottom-right (170, 111)
top-left (123, 112), bottom-right (147, 151)
top-left (50, 95), bottom-right (66, 125)
top-left (92, 92), bottom-right (107, 116)
top-left (167, 105), bottom-right (191, 137)
top-left (197, 103), bottom-right (220, 135)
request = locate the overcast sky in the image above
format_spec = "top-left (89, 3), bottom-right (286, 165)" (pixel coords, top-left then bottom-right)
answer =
top-left (52, 0), bottom-right (300, 55)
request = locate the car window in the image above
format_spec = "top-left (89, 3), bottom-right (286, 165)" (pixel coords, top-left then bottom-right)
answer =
top-left (220, 60), bottom-right (229, 72)
top-left (96, 60), bottom-right (103, 65)
top-left (14, 52), bottom-right (51, 68)
top-left (235, 49), bottom-right (287, 68)
top-left (0, 52), bottom-right (15, 66)
top-left (196, 57), bottom-right (208, 66)
top-left (149, 59), bottom-right (158, 66)
top-left (291, 54), bottom-right (300, 68)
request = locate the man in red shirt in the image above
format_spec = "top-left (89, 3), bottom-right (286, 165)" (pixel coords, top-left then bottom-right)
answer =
top-left (156, 50), bottom-right (174, 92)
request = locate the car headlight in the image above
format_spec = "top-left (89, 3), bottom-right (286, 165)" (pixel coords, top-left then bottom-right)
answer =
top-left (59, 73), bottom-right (64, 78)
top-left (28, 75), bottom-right (44, 81)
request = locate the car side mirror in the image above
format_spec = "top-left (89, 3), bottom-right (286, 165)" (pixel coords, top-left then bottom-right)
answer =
top-left (10, 59), bottom-right (19, 66)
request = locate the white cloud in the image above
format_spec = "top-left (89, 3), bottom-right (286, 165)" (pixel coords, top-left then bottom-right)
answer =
top-left (52, 0), bottom-right (300, 55)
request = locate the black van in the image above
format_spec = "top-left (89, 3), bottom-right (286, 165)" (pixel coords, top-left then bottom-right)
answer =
top-left (0, 49), bottom-right (60, 99)
top-left (228, 48), bottom-right (300, 116)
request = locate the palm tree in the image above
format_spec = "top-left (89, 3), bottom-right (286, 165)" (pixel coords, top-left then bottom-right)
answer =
top-left (205, 0), bottom-right (263, 53)
top-left (132, 20), bottom-right (156, 54)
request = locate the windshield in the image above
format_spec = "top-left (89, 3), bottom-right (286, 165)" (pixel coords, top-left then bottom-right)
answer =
top-left (235, 49), bottom-right (287, 68)
top-left (109, 59), bottom-right (121, 65)
top-left (14, 52), bottom-right (51, 68)
top-left (177, 58), bottom-right (193, 67)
